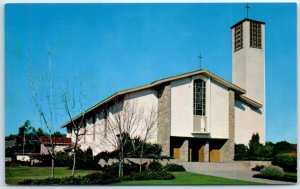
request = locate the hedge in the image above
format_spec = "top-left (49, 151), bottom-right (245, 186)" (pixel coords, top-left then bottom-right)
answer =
top-left (18, 172), bottom-right (120, 185)
top-left (122, 170), bottom-right (175, 181)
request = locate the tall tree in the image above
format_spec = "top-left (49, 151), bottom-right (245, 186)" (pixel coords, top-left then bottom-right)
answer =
top-left (29, 48), bottom-right (58, 178)
top-left (62, 76), bottom-right (89, 177)
top-left (248, 133), bottom-right (263, 158)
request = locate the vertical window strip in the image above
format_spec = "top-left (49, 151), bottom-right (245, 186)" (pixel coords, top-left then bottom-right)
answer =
top-left (234, 24), bottom-right (243, 51)
top-left (194, 79), bottom-right (206, 116)
top-left (93, 115), bottom-right (96, 141)
top-left (250, 22), bottom-right (261, 48)
top-left (104, 111), bottom-right (108, 138)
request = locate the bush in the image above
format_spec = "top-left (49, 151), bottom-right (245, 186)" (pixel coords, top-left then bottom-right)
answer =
top-left (148, 161), bottom-right (163, 171)
top-left (251, 165), bottom-right (265, 171)
top-left (253, 173), bottom-right (297, 182)
top-left (272, 153), bottom-right (297, 172)
top-left (234, 144), bottom-right (249, 160)
top-left (18, 172), bottom-right (120, 185)
top-left (248, 133), bottom-right (263, 158)
top-left (103, 161), bottom-right (147, 176)
top-left (260, 166), bottom-right (284, 178)
top-left (122, 170), bottom-right (175, 181)
top-left (164, 163), bottom-right (186, 172)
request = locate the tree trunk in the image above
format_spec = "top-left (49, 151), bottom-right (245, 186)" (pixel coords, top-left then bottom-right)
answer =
top-left (118, 149), bottom-right (124, 177)
top-left (139, 145), bottom-right (144, 173)
top-left (71, 150), bottom-right (76, 177)
top-left (51, 158), bottom-right (54, 178)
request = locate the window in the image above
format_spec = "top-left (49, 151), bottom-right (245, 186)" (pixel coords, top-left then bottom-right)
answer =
top-left (104, 111), bottom-right (108, 138)
top-left (234, 23), bottom-right (243, 51)
top-left (194, 79), bottom-right (206, 116)
top-left (250, 22), bottom-right (262, 48)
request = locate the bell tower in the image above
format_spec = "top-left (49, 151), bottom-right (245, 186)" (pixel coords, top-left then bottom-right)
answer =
top-left (231, 18), bottom-right (265, 104)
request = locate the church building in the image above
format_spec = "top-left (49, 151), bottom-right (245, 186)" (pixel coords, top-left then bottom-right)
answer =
top-left (62, 18), bottom-right (266, 163)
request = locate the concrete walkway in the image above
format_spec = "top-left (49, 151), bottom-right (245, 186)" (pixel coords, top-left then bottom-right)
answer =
top-left (178, 162), bottom-right (296, 185)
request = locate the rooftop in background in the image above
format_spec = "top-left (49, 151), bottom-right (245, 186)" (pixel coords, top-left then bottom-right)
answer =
top-left (39, 136), bottom-right (71, 145)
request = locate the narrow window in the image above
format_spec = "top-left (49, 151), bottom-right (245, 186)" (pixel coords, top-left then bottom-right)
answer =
top-left (93, 115), bottom-right (96, 141)
top-left (194, 79), bottom-right (206, 116)
top-left (250, 22), bottom-right (262, 48)
top-left (234, 23), bottom-right (243, 51)
top-left (104, 111), bottom-right (108, 138)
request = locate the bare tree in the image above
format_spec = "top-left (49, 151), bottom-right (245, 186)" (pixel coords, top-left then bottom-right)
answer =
top-left (98, 96), bottom-right (157, 177)
top-left (29, 48), bottom-right (58, 178)
top-left (137, 105), bottom-right (157, 172)
top-left (62, 80), bottom-right (88, 177)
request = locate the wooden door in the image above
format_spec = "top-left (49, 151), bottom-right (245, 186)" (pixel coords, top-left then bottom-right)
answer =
top-left (198, 145), bottom-right (204, 162)
top-left (210, 149), bottom-right (220, 162)
top-left (189, 149), bottom-right (192, 162)
top-left (173, 148), bottom-right (180, 159)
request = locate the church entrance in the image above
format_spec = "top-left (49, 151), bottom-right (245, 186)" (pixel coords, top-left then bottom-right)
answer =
top-left (170, 137), bottom-right (225, 162)
top-left (189, 138), bottom-right (206, 162)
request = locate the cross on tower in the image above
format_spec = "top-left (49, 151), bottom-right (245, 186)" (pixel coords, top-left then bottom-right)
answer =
top-left (245, 3), bottom-right (250, 19)
top-left (198, 53), bottom-right (204, 69)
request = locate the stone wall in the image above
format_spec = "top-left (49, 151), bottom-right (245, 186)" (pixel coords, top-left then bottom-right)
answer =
top-left (180, 140), bottom-right (189, 161)
top-left (220, 90), bottom-right (235, 162)
top-left (157, 84), bottom-right (171, 156)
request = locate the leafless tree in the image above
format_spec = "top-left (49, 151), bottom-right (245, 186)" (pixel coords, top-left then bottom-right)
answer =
top-left (62, 80), bottom-right (89, 177)
top-left (98, 96), bottom-right (157, 177)
top-left (29, 48), bottom-right (58, 178)
top-left (137, 105), bottom-right (157, 172)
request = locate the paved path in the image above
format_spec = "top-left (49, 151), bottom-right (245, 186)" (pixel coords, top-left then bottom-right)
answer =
top-left (178, 162), bottom-right (296, 185)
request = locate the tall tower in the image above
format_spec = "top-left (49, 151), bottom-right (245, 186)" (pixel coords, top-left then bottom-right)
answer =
top-left (231, 18), bottom-right (265, 105)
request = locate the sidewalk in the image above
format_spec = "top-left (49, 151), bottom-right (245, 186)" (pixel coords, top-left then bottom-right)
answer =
top-left (179, 162), bottom-right (296, 185)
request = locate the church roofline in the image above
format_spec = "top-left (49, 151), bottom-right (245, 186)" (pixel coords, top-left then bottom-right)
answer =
top-left (237, 95), bottom-right (263, 109)
top-left (61, 69), bottom-right (256, 128)
top-left (230, 18), bottom-right (266, 29)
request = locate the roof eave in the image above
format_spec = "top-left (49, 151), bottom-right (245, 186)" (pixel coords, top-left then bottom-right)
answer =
top-left (238, 95), bottom-right (263, 109)
top-left (61, 69), bottom-right (247, 128)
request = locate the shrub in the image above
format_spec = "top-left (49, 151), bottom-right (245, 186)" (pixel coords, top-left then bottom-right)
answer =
top-left (234, 144), bottom-right (249, 160)
top-left (272, 153), bottom-right (297, 172)
top-left (251, 165), bottom-right (265, 171)
top-left (122, 170), bottom-right (175, 181)
top-left (103, 161), bottom-right (147, 176)
top-left (248, 133), bottom-right (263, 158)
top-left (260, 166), bottom-right (284, 178)
top-left (148, 161), bottom-right (163, 171)
top-left (18, 172), bottom-right (120, 185)
top-left (164, 163), bottom-right (186, 172)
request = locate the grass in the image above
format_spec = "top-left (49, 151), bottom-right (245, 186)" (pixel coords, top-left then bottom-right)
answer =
top-left (6, 167), bottom-right (266, 185)
top-left (118, 172), bottom-right (264, 185)
top-left (5, 166), bottom-right (100, 185)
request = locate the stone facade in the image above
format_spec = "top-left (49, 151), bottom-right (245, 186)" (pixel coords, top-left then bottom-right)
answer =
top-left (220, 90), bottom-right (235, 162)
top-left (157, 84), bottom-right (171, 156)
top-left (180, 140), bottom-right (189, 161)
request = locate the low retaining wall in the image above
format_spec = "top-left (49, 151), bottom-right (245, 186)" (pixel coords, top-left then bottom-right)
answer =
top-left (233, 161), bottom-right (272, 168)
top-left (98, 158), bottom-right (177, 167)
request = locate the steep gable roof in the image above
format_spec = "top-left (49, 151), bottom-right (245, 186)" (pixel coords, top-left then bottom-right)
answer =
top-left (61, 69), bottom-right (262, 128)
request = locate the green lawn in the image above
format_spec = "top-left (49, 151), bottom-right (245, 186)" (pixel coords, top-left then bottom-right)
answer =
top-left (118, 172), bottom-right (264, 185)
top-left (6, 167), bottom-right (263, 185)
top-left (5, 166), bottom-right (100, 185)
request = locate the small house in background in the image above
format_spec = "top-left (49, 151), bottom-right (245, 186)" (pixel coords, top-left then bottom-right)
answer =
top-left (39, 136), bottom-right (72, 154)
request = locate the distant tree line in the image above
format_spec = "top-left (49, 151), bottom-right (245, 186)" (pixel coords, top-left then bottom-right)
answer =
top-left (5, 120), bottom-right (66, 156)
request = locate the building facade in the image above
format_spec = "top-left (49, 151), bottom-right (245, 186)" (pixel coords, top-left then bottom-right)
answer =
top-left (62, 18), bottom-right (265, 163)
